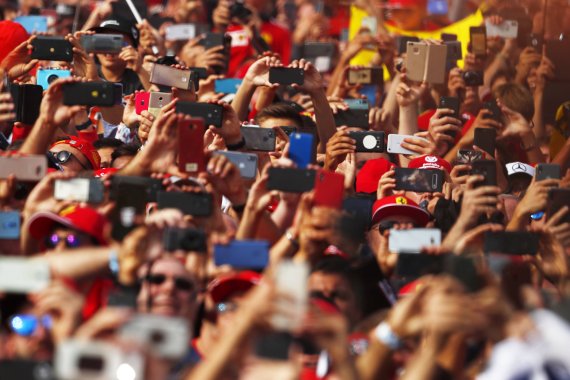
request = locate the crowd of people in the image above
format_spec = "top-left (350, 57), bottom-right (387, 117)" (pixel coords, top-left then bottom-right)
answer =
top-left (1, 0), bottom-right (570, 378)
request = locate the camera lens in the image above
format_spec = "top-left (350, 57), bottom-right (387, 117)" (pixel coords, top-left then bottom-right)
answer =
top-left (150, 331), bottom-right (165, 344)
top-left (47, 74), bottom-right (59, 84)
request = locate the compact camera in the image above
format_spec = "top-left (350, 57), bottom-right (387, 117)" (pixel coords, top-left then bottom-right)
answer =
top-left (36, 69), bottom-right (71, 91)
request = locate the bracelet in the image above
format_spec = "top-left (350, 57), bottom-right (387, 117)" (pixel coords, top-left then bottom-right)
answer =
top-left (286, 229), bottom-right (300, 249)
top-left (108, 249), bottom-right (120, 278)
top-left (374, 322), bottom-right (403, 350)
top-left (227, 136), bottom-right (246, 151)
top-left (75, 119), bottom-right (92, 131)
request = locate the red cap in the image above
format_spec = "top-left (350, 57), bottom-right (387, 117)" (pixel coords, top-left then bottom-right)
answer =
top-left (27, 205), bottom-right (109, 246)
top-left (94, 167), bottom-right (118, 178)
top-left (408, 155), bottom-right (452, 174)
top-left (208, 271), bottom-right (261, 303)
top-left (385, 0), bottom-right (427, 9)
top-left (0, 21), bottom-right (29, 63)
top-left (324, 245), bottom-right (350, 260)
top-left (371, 195), bottom-right (430, 225)
top-left (356, 158), bottom-right (393, 193)
top-left (50, 138), bottom-right (101, 170)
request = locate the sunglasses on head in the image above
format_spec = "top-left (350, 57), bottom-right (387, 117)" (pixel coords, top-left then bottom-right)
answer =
top-left (44, 233), bottom-right (81, 249)
top-left (144, 273), bottom-right (194, 292)
top-left (9, 315), bottom-right (52, 336)
top-left (48, 150), bottom-right (90, 170)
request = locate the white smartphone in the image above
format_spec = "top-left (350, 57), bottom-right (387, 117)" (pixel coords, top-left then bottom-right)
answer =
top-left (165, 24), bottom-right (197, 41)
top-left (485, 19), bottom-right (519, 39)
top-left (272, 260), bottom-right (309, 332)
top-left (387, 134), bottom-right (429, 155)
top-left (389, 228), bottom-right (442, 253)
top-left (0, 257), bottom-right (50, 293)
top-left (0, 155), bottom-right (47, 181)
top-left (54, 178), bottom-right (105, 203)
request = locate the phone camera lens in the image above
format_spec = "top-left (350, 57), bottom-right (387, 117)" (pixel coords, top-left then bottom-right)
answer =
top-left (47, 74), bottom-right (59, 84)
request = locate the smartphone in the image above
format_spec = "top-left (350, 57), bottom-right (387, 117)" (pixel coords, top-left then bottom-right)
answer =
top-left (301, 42), bottom-right (336, 72)
top-left (470, 26), bottom-right (487, 57)
top-left (10, 84), bottom-right (42, 124)
top-left (175, 101), bottom-right (223, 128)
top-left (148, 91), bottom-right (173, 117)
top-left (445, 40), bottom-right (462, 63)
top-left (255, 332), bottom-right (294, 361)
top-left (484, 231), bottom-right (539, 255)
top-left (37, 68), bottom-right (71, 91)
top-left (473, 128), bottom-right (496, 157)
top-left (394, 168), bottom-right (444, 192)
top-left (547, 188), bottom-right (570, 224)
top-left (241, 126), bottom-right (276, 151)
top-left (0, 155), bottom-right (47, 181)
top-left (0, 360), bottom-right (54, 380)
top-left (111, 183), bottom-right (147, 241)
top-left (389, 228), bottom-right (442, 253)
top-left (267, 167), bottom-right (316, 193)
top-left (406, 42), bottom-right (447, 84)
top-left (150, 64), bottom-right (193, 91)
top-left (545, 39), bottom-right (570, 81)
top-left (198, 32), bottom-right (227, 49)
top-left (178, 118), bottom-right (205, 174)
top-left (343, 195), bottom-right (375, 225)
top-left (334, 109), bottom-right (369, 128)
top-left (272, 260), bottom-right (309, 331)
top-left (0, 257), bottom-right (50, 293)
top-left (348, 131), bottom-right (385, 152)
top-left (213, 151), bottom-right (258, 179)
top-left (387, 134), bottom-right (429, 155)
top-left (439, 96), bottom-right (460, 119)
top-left (62, 82), bottom-right (122, 107)
top-left (135, 91), bottom-right (150, 115)
top-left (347, 67), bottom-right (383, 85)
top-left (213, 240), bottom-right (270, 269)
top-left (396, 36), bottom-right (420, 55)
top-left (395, 253), bottom-right (446, 277)
top-left (163, 227), bottom-right (207, 252)
top-left (482, 101), bottom-right (502, 122)
top-left (188, 67), bottom-right (208, 80)
top-left (536, 163), bottom-right (561, 181)
top-left (269, 67), bottom-right (304, 86)
top-left (427, 0), bottom-right (448, 15)
top-left (313, 169), bottom-right (344, 209)
top-left (462, 70), bottom-right (484, 86)
top-left (165, 23), bottom-right (201, 41)
top-left (279, 126), bottom-right (297, 136)
top-left (344, 98), bottom-right (370, 110)
top-left (214, 78), bottom-right (242, 94)
top-left (81, 34), bottom-right (124, 54)
top-left (456, 149), bottom-right (483, 164)
top-left (527, 33), bottom-right (544, 51)
top-left (157, 191), bottom-right (213, 216)
top-left (485, 19), bottom-right (518, 39)
top-left (54, 178), bottom-right (105, 204)
top-left (0, 211), bottom-right (20, 239)
top-left (14, 15), bottom-right (48, 33)
top-left (31, 36), bottom-right (73, 61)
top-left (110, 176), bottom-right (164, 202)
top-left (441, 33), bottom-right (457, 41)
top-left (471, 159), bottom-right (497, 187)
top-left (289, 132), bottom-right (314, 168)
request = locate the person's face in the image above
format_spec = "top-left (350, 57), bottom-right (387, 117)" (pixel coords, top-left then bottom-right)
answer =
top-left (214, 293), bottom-right (246, 333)
top-left (44, 227), bottom-right (95, 252)
top-left (5, 306), bottom-right (54, 361)
top-left (137, 258), bottom-right (197, 318)
top-left (97, 147), bottom-right (115, 169)
top-left (367, 215), bottom-right (417, 251)
top-left (111, 155), bottom-right (134, 169)
top-left (308, 271), bottom-right (360, 326)
top-left (389, 7), bottom-right (425, 30)
top-left (49, 145), bottom-right (92, 173)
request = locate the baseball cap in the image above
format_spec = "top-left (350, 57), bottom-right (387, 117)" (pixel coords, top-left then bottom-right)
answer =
top-left (506, 162), bottom-right (535, 177)
top-left (208, 271), bottom-right (261, 303)
top-left (384, 0), bottom-right (427, 9)
top-left (0, 21), bottom-right (29, 63)
top-left (408, 155), bottom-right (452, 174)
top-left (91, 18), bottom-right (139, 48)
top-left (356, 158), bottom-right (393, 194)
top-left (94, 167), bottom-right (118, 178)
top-left (50, 138), bottom-right (101, 170)
top-left (27, 205), bottom-right (109, 245)
top-left (371, 195), bottom-right (430, 225)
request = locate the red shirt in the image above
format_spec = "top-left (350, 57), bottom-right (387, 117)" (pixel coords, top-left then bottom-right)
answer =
top-left (260, 21), bottom-right (292, 64)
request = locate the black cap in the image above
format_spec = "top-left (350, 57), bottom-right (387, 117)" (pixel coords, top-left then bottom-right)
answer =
top-left (91, 18), bottom-right (139, 48)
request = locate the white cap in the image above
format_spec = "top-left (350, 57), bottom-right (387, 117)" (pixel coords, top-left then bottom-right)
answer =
top-left (506, 162), bottom-right (535, 177)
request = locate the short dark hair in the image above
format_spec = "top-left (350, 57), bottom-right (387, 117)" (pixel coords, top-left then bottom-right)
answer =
top-left (93, 138), bottom-right (125, 150)
top-left (254, 103), bottom-right (304, 128)
top-left (111, 144), bottom-right (139, 166)
top-left (312, 256), bottom-right (363, 308)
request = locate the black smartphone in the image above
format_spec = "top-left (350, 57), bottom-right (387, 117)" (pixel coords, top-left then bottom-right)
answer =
top-left (62, 82), bottom-right (122, 106)
top-left (394, 168), bottom-right (444, 192)
top-left (241, 126), bottom-right (276, 151)
top-left (439, 96), bottom-right (460, 119)
top-left (0, 359), bottom-right (54, 380)
top-left (471, 159), bottom-right (497, 187)
top-left (156, 191), bottom-right (213, 216)
top-left (462, 70), bottom-right (484, 86)
top-left (254, 332), bottom-right (294, 361)
top-left (348, 131), bottom-right (385, 152)
top-left (110, 176), bottom-right (164, 202)
top-left (527, 33), bottom-right (544, 51)
top-left (279, 126), bottom-right (297, 136)
top-left (31, 36), bottom-right (73, 62)
top-left (267, 167), bottom-right (316, 193)
top-left (396, 253), bottom-right (446, 278)
top-left (441, 33), bottom-right (457, 41)
top-left (473, 128), bottom-right (496, 157)
top-left (396, 36), bottom-right (420, 55)
top-left (163, 227), bottom-right (207, 252)
top-left (111, 183), bottom-right (147, 241)
top-left (333, 109), bottom-right (369, 128)
top-left (106, 286), bottom-right (138, 308)
top-left (269, 67), bottom-right (304, 86)
top-left (198, 32), bottom-right (226, 48)
top-left (10, 84), bottom-right (42, 124)
top-left (484, 231), bottom-right (539, 255)
top-left (547, 188), bottom-right (570, 224)
top-left (188, 67), bottom-right (209, 80)
top-left (536, 163), bottom-right (561, 181)
top-left (482, 101), bottom-right (502, 122)
top-left (81, 34), bottom-right (124, 54)
top-left (175, 101), bottom-right (223, 128)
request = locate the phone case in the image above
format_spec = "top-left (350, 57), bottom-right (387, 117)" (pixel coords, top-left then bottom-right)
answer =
top-left (214, 151), bottom-right (258, 179)
top-left (157, 191), bottom-right (213, 216)
top-left (0, 211), bottom-right (20, 239)
top-left (175, 101), bottom-right (223, 128)
top-left (241, 126), bottom-right (276, 151)
top-left (14, 15), bottom-right (48, 33)
top-left (348, 131), bottom-right (385, 152)
top-left (54, 178), bottom-right (105, 203)
top-left (135, 91), bottom-right (150, 115)
top-left (178, 118), bottom-right (205, 174)
top-left (547, 188), bottom-right (570, 224)
top-left (536, 164), bottom-right (561, 181)
top-left (269, 67), bottom-right (304, 86)
top-left (267, 168), bottom-right (316, 193)
top-left (0, 155), bottom-right (46, 181)
top-left (149, 91), bottom-right (173, 109)
top-left (473, 128), bottom-right (496, 157)
top-left (37, 69), bottom-right (72, 90)
top-left (471, 159), bottom-right (497, 187)
top-left (31, 36), bottom-right (73, 62)
top-left (394, 168), bottom-right (444, 192)
top-left (62, 82), bottom-right (121, 107)
top-left (214, 78), bottom-right (243, 94)
top-left (389, 228), bottom-right (442, 253)
top-left (484, 231), bottom-right (539, 255)
top-left (289, 132), bottom-right (314, 168)
top-left (150, 64), bottom-right (193, 90)
top-left (81, 34), bottom-right (124, 54)
top-left (334, 109), bottom-right (369, 128)
top-left (314, 170), bottom-right (344, 209)
top-left (470, 26), bottom-right (487, 57)
top-left (214, 240), bottom-right (270, 269)
top-left (10, 84), bottom-right (42, 124)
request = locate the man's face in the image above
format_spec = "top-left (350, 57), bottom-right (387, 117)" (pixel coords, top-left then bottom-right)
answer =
top-left (97, 147), bottom-right (115, 169)
top-left (137, 258), bottom-right (197, 318)
top-left (367, 215), bottom-right (417, 251)
top-left (44, 227), bottom-right (95, 252)
top-left (5, 306), bottom-right (54, 361)
top-left (308, 271), bottom-right (360, 326)
top-left (49, 145), bottom-right (91, 173)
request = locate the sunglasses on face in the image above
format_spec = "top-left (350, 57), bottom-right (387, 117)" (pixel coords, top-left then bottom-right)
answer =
top-left (144, 273), bottom-right (194, 292)
top-left (9, 315), bottom-right (52, 336)
top-left (48, 150), bottom-right (90, 170)
top-left (377, 220), bottom-right (419, 234)
top-left (44, 233), bottom-right (81, 249)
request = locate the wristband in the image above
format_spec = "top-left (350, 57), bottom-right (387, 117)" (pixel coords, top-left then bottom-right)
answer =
top-left (108, 249), bottom-right (120, 277)
top-left (286, 229), bottom-right (300, 249)
top-left (75, 119), bottom-right (92, 131)
top-left (227, 136), bottom-right (246, 151)
top-left (374, 322), bottom-right (403, 350)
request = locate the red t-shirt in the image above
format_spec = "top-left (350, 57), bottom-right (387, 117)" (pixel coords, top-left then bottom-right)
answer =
top-left (260, 21), bottom-right (292, 64)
